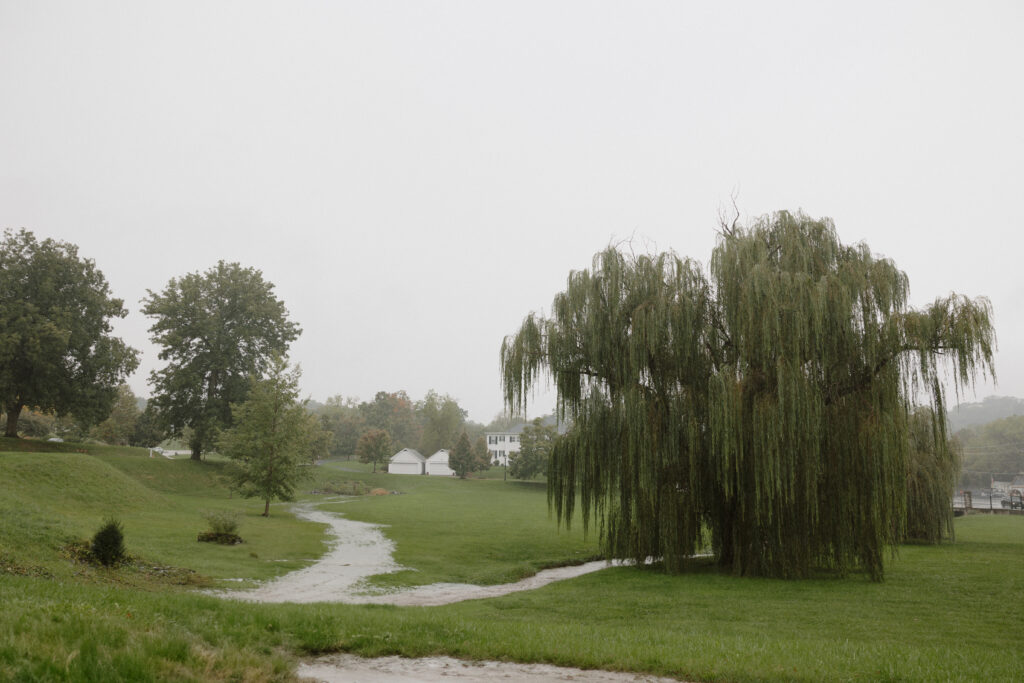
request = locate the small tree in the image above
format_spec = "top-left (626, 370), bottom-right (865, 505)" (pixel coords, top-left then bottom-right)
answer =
top-left (356, 428), bottom-right (392, 473)
top-left (509, 418), bottom-right (558, 480)
top-left (472, 436), bottom-right (489, 467)
top-left (218, 359), bottom-right (329, 516)
top-left (91, 518), bottom-right (126, 567)
top-left (449, 431), bottom-right (486, 479)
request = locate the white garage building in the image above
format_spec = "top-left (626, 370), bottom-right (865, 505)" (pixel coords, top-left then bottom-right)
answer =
top-left (389, 448), bottom-right (426, 475)
top-left (425, 449), bottom-right (455, 476)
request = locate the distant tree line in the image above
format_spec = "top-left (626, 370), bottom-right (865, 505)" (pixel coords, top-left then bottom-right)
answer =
top-left (312, 389), bottom-right (499, 462)
top-left (956, 415), bottom-right (1024, 488)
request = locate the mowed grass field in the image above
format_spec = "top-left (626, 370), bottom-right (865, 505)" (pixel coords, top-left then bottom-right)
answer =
top-left (1, 438), bottom-right (1022, 681)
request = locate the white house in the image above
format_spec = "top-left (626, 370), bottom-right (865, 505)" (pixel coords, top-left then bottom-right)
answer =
top-left (485, 416), bottom-right (569, 466)
top-left (389, 448), bottom-right (426, 475)
top-left (425, 449), bottom-right (455, 476)
top-left (485, 427), bottom-right (522, 466)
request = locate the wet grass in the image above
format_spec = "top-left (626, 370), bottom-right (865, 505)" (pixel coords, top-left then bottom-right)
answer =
top-left (2, 438), bottom-right (1022, 681)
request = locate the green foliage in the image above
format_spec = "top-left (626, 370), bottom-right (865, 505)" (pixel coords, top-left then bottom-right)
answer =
top-left (129, 402), bottom-right (165, 448)
top-left (472, 436), bottom-right (489, 468)
top-left (358, 391), bottom-right (420, 450)
top-left (217, 359), bottom-right (330, 516)
top-left (0, 229), bottom-right (140, 437)
top-left (142, 261), bottom-right (300, 459)
top-left (905, 408), bottom-right (960, 543)
top-left (503, 211), bottom-right (996, 579)
top-left (509, 418), bottom-right (557, 480)
top-left (316, 395), bottom-right (366, 458)
top-left (1, 438), bottom-right (1023, 681)
top-left (355, 428), bottom-right (392, 473)
top-left (448, 430), bottom-right (485, 478)
top-left (89, 384), bottom-right (140, 446)
top-left (90, 518), bottom-right (126, 567)
top-left (416, 390), bottom-right (467, 455)
top-left (201, 510), bottom-right (239, 536)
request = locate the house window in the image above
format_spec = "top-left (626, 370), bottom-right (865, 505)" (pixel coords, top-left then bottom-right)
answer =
top-left (488, 435), bottom-right (497, 444)
top-left (499, 435), bottom-right (506, 442)
top-left (510, 436), bottom-right (518, 443)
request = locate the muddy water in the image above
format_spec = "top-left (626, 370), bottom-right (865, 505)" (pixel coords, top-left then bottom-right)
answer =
top-left (224, 502), bottom-right (619, 606)
top-left (223, 504), bottom-right (680, 682)
top-left (297, 654), bottom-right (680, 682)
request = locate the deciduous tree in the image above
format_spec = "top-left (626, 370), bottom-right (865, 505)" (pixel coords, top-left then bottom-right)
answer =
top-left (509, 418), bottom-right (558, 480)
top-left (218, 359), bottom-right (328, 516)
top-left (502, 211), bottom-right (995, 579)
top-left (142, 261), bottom-right (300, 459)
top-left (317, 395), bottom-right (366, 459)
top-left (356, 428), bottom-right (392, 473)
top-left (0, 229), bottom-right (139, 437)
top-left (359, 391), bottom-right (420, 450)
top-left (89, 384), bottom-right (141, 446)
top-left (416, 390), bottom-right (467, 455)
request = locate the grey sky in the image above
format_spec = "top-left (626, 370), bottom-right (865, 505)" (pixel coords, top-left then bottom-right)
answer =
top-left (2, 1), bottom-right (1022, 422)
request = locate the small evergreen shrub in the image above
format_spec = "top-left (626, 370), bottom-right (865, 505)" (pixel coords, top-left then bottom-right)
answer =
top-left (91, 518), bottom-right (126, 567)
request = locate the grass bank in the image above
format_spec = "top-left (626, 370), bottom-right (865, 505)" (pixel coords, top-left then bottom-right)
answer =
top-left (2, 439), bottom-right (1022, 681)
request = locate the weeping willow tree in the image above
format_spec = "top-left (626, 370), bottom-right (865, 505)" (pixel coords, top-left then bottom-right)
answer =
top-left (904, 407), bottom-right (961, 543)
top-left (502, 211), bottom-right (995, 580)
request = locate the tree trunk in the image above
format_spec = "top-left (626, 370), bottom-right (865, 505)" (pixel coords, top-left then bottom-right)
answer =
top-left (4, 402), bottom-right (23, 438)
top-left (263, 499), bottom-right (270, 516)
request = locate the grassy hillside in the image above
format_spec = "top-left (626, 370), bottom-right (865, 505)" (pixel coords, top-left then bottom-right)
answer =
top-left (2, 438), bottom-right (1023, 681)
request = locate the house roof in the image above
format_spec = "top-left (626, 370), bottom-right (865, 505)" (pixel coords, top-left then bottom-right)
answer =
top-left (426, 449), bottom-right (449, 461)
top-left (390, 448), bottom-right (425, 462)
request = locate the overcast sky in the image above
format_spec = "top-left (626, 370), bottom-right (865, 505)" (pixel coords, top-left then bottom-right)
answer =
top-left (2, 1), bottom-right (1022, 423)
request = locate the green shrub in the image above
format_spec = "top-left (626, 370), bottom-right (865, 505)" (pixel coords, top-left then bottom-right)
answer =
top-left (202, 510), bottom-right (239, 535)
top-left (90, 518), bottom-right (126, 566)
top-left (198, 510), bottom-right (243, 544)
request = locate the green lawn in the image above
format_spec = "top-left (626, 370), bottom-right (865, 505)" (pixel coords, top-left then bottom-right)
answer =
top-left (2, 438), bottom-right (1022, 681)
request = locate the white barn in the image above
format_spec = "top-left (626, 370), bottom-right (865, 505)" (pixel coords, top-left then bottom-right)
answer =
top-left (389, 448), bottom-right (426, 475)
top-left (425, 449), bottom-right (455, 476)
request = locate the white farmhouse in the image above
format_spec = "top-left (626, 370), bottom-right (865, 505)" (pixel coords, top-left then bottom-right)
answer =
top-left (486, 416), bottom-right (569, 466)
top-left (389, 448), bottom-right (426, 475)
top-left (485, 427), bottom-right (522, 466)
top-left (425, 449), bottom-right (455, 476)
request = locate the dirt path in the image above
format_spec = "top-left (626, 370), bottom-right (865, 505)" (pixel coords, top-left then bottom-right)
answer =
top-left (225, 502), bottom-right (619, 606)
top-left (224, 504), bottom-right (681, 682)
top-left (297, 654), bottom-right (679, 682)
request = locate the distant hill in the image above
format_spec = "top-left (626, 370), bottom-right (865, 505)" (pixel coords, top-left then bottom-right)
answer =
top-left (947, 396), bottom-right (1024, 433)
